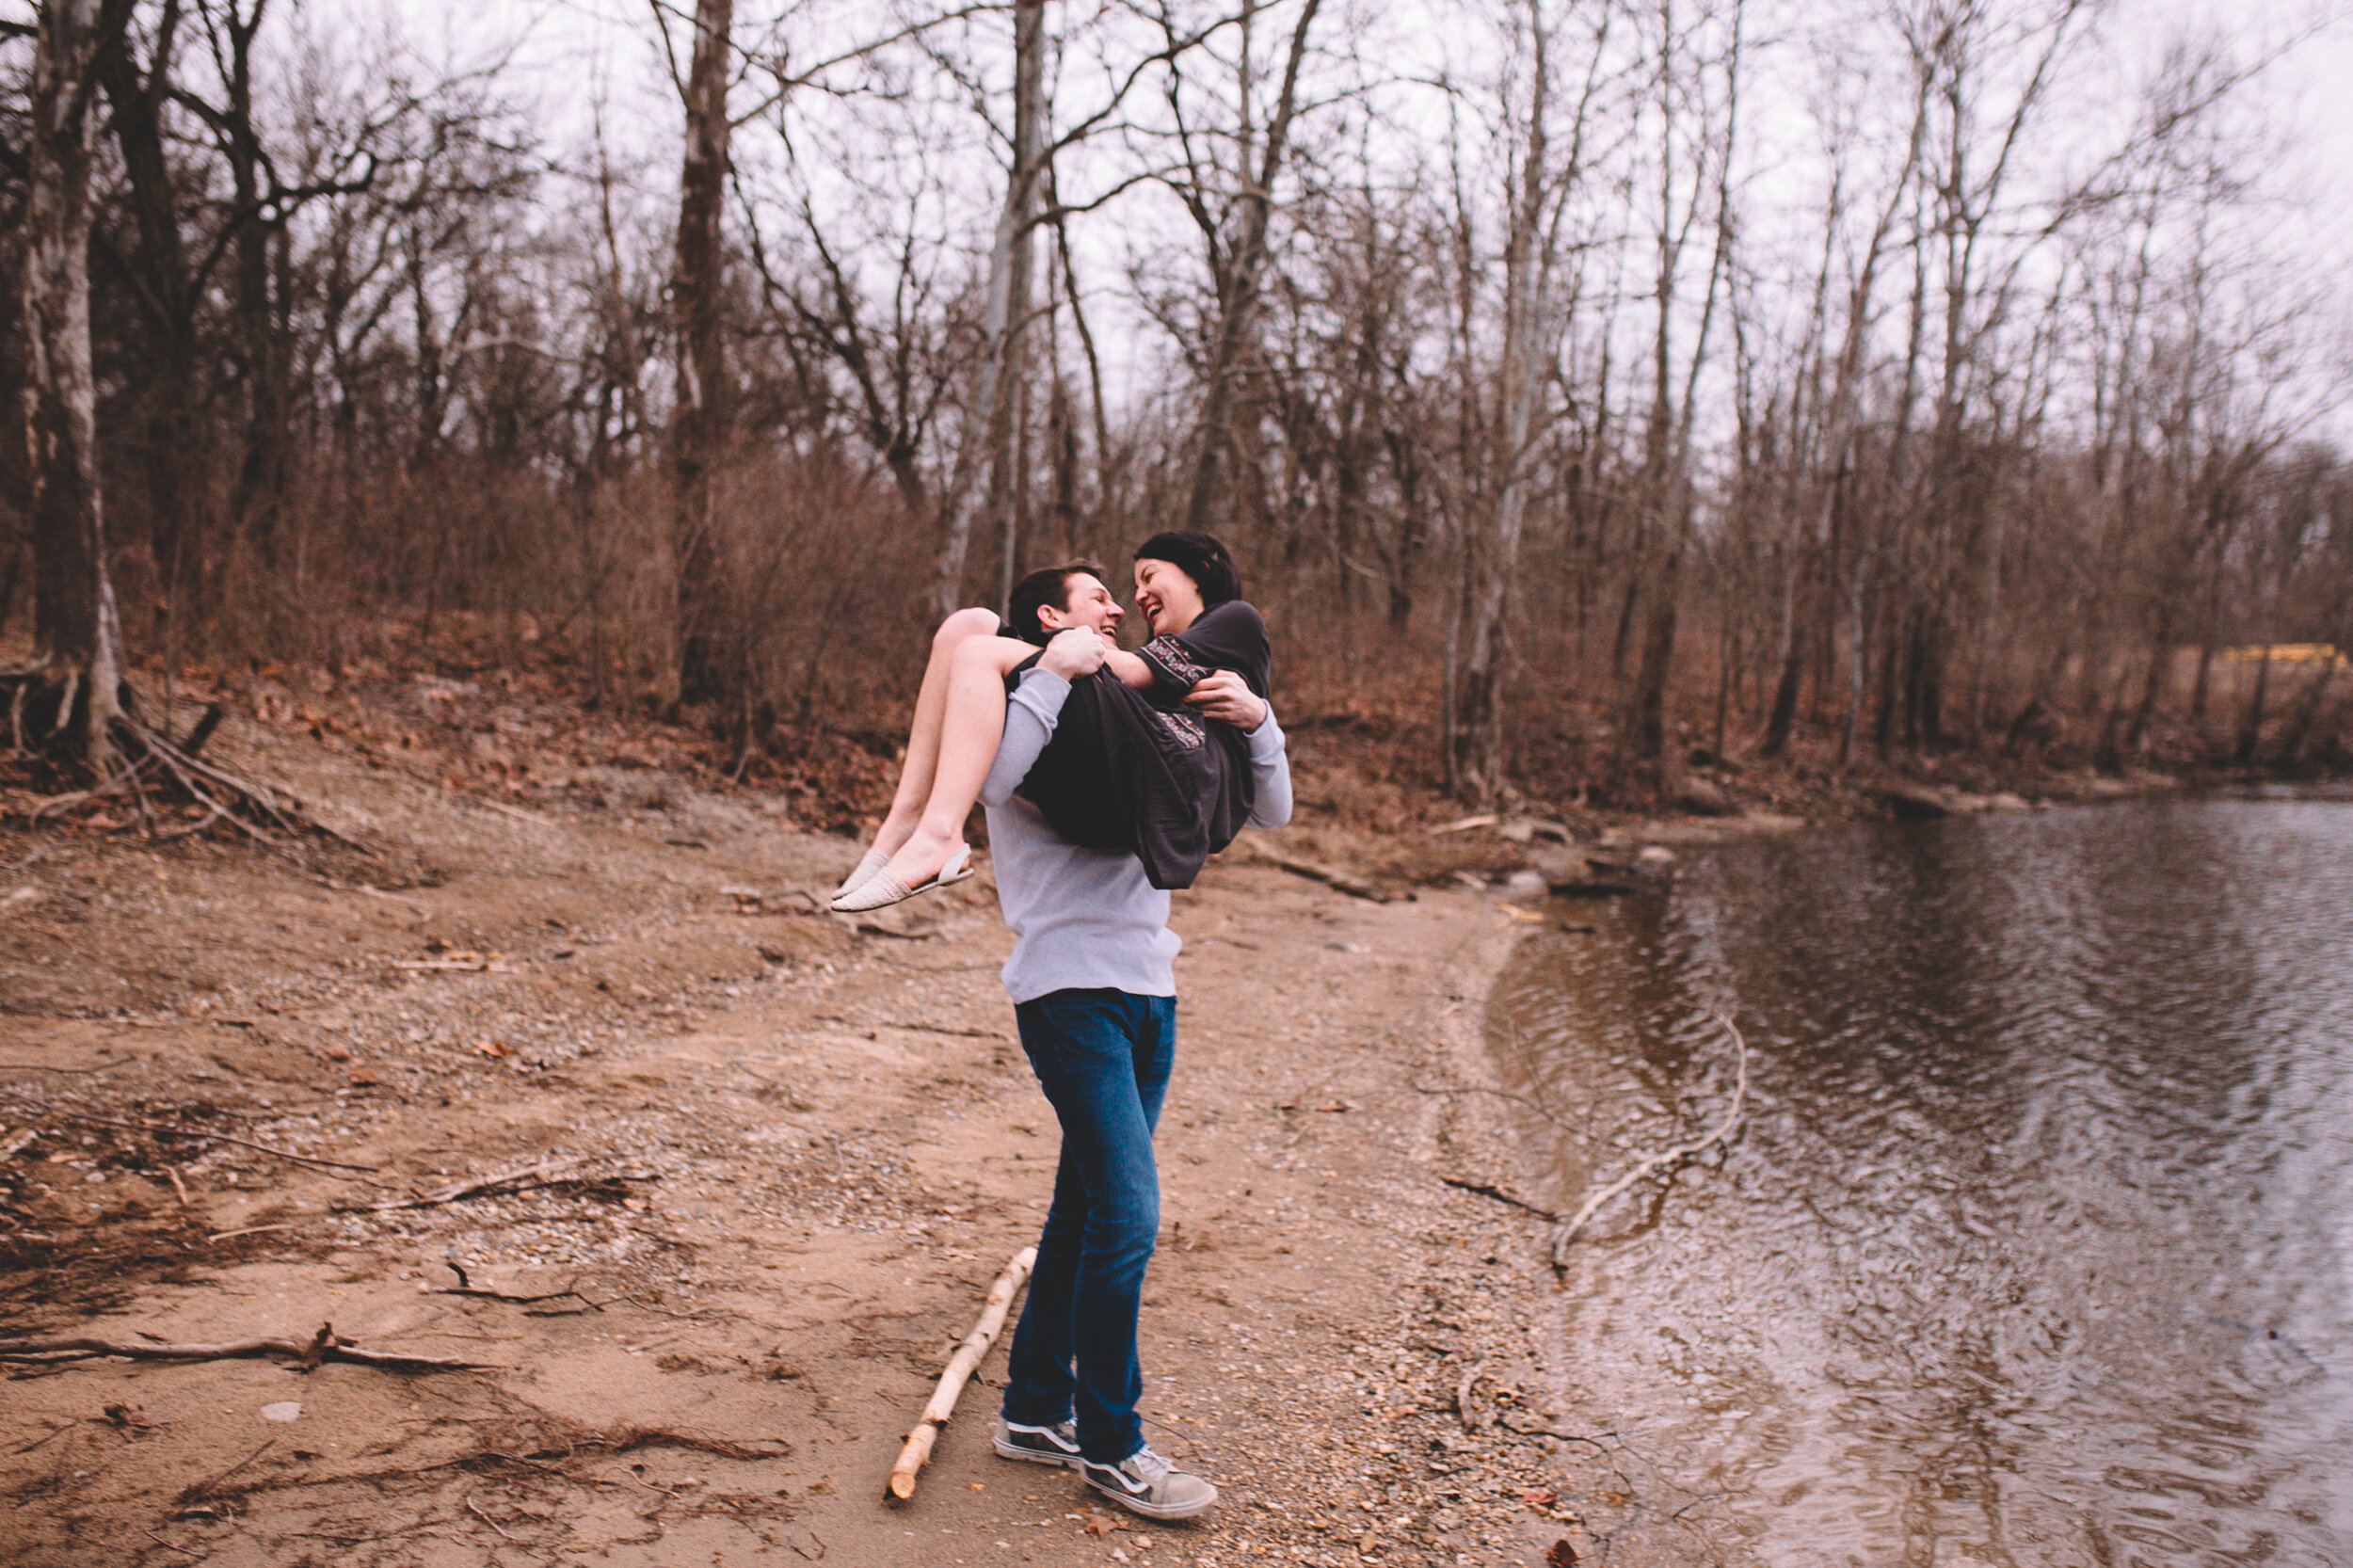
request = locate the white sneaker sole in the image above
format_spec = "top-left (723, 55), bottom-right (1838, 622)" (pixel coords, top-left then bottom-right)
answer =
top-left (1081, 1471), bottom-right (1218, 1520)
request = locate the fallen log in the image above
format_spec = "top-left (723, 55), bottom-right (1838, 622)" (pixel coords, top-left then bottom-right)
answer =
top-left (1229, 831), bottom-right (1387, 902)
top-left (0, 1320), bottom-right (483, 1370)
top-left (885, 1246), bottom-right (1037, 1501)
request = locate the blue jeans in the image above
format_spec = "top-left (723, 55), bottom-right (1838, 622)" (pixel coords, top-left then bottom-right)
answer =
top-left (1000, 987), bottom-right (1176, 1464)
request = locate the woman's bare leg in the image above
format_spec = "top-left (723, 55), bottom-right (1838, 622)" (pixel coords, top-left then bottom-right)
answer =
top-left (871, 608), bottom-right (1002, 862)
top-left (877, 633), bottom-right (1035, 887)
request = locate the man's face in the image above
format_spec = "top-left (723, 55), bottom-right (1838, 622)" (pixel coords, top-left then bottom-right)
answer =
top-left (1040, 573), bottom-right (1123, 638)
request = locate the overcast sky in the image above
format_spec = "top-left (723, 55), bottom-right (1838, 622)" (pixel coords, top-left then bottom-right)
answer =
top-left (329, 0), bottom-right (2353, 440)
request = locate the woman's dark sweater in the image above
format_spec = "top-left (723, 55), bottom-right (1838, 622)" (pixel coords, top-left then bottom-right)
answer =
top-left (1011, 600), bottom-right (1273, 890)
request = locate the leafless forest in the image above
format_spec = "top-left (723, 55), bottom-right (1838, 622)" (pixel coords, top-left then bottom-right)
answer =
top-left (6, 0), bottom-right (2352, 812)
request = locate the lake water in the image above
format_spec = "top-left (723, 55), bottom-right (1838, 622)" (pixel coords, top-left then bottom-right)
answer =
top-left (1493, 792), bottom-right (2353, 1568)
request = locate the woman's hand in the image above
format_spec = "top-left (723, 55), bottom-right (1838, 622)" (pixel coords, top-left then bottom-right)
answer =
top-left (1184, 669), bottom-right (1268, 730)
top-left (1040, 627), bottom-right (1110, 680)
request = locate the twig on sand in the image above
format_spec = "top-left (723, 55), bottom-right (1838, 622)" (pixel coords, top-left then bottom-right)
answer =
top-left (1440, 1176), bottom-right (1561, 1222)
top-left (0, 1320), bottom-right (485, 1371)
top-left (340, 1156), bottom-right (585, 1212)
top-left (433, 1260), bottom-right (605, 1313)
top-left (1549, 1016), bottom-right (1751, 1267)
top-left (885, 1247), bottom-right (1036, 1501)
top-left (183, 1438), bottom-right (277, 1501)
top-left (465, 1496), bottom-right (517, 1540)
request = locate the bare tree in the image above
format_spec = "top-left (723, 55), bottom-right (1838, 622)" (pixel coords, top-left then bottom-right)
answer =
top-left (664, 0), bottom-right (737, 699)
top-left (12, 0), bottom-right (136, 775)
top-left (933, 0), bottom-right (1048, 614)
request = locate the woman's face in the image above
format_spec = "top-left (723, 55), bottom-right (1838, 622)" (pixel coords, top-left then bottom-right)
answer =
top-left (1133, 558), bottom-right (1206, 636)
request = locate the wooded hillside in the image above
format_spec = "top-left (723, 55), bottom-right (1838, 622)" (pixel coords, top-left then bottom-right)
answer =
top-left (5, 0), bottom-right (2349, 811)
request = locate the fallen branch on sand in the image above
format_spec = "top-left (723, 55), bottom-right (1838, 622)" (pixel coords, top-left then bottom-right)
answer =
top-left (339, 1156), bottom-right (586, 1212)
top-left (1440, 1176), bottom-right (1561, 1222)
top-left (1549, 1016), bottom-right (1750, 1267)
top-left (0, 1320), bottom-right (484, 1370)
top-left (433, 1260), bottom-right (605, 1313)
top-left (885, 1246), bottom-right (1037, 1501)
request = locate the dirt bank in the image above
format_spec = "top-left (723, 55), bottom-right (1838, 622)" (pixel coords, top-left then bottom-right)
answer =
top-left (0, 708), bottom-right (1638, 1568)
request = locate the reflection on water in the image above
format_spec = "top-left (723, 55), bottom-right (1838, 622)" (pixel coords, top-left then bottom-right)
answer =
top-left (1496, 795), bottom-right (2353, 1568)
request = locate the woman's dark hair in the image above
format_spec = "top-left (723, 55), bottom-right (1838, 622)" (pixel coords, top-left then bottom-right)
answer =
top-left (1131, 531), bottom-right (1241, 607)
top-left (1006, 560), bottom-right (1109, 646)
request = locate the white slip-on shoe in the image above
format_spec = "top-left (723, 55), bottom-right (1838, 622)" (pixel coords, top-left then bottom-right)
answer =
top-left (829, 845), bottom-right (891, 904)
top-left (828, 842), bottom-right (974, 913)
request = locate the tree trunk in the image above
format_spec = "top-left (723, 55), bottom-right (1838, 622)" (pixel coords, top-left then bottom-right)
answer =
top-left (216, 1), bottom-right (287, 581)
top-left (993, 0), bottom-right (1048, 611)
top-left (668, 0), bottom-right (736, 700)
top-left (1182, 0), bottom-right (1324, 537)
top-left (2233, 646), bottom-right (2271, 766)
top-left (1449, 0), bottom-right (1551, 803)
top-left (937, 0), bottom-right (1046, 616)
top-left (97, 0), bottom-right (199, 603)
top-left (17, 0), bottom-right (136, 776)
top-left (2279, 660), bottom-right (2338, 765)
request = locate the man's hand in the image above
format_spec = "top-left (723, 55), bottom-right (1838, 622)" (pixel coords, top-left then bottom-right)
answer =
top-left (1184, 669), bottom-right (1268, 730)
top-left (1040, 626), bottom-right (1111, 680)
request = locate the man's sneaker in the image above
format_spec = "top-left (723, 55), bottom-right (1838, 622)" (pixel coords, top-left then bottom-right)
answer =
top-left (1080, 1445), bottom-right (1217, 1520)
top-left (994, 1417), bottom-right (1081, 1467)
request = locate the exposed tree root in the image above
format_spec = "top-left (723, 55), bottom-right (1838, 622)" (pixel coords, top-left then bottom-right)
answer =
top-left (2, 669), bottom-right (365, 856)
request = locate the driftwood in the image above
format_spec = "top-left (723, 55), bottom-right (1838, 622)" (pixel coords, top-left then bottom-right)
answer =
top-left (1549, 1016), bottom-right (1751, 1267)
top-left (0, 1320), bottom-right (483, 1370)
top-left (884, 1246), bottom-right (1037, 1501)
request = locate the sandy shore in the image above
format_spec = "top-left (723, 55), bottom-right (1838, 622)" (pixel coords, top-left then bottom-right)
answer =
top-left (0, 721), bottom-right (1638, 1568)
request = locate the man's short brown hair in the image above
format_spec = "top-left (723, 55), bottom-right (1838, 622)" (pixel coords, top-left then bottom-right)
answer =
top-left (1006, 559), bottom-right (1110, 647)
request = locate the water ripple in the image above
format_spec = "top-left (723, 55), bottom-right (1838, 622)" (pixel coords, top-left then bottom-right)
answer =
top-left (1495, 795), bottom-right (2353, 1567)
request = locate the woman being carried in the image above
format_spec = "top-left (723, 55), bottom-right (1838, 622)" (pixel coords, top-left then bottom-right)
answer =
top-left (831, 531), bottom-right (1271, 912)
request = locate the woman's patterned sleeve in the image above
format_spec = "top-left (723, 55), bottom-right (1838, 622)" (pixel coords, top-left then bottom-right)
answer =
top-left (1140, 633), bottom-right (1212, 696)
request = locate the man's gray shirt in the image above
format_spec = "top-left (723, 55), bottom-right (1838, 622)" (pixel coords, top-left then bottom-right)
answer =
top-left (980, 666), bottom-right (1293, 1003)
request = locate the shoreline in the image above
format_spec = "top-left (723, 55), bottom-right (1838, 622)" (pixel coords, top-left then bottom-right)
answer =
top-left (0, 721), bottom-right (1604, 1568)
top-left (12, 701), bottom-right (2330, 1563)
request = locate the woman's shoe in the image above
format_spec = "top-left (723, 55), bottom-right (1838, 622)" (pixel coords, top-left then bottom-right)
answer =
top-left (829, 843), bottom-right (974, 913)
top-left (829, 845), bottom-right (891, 904)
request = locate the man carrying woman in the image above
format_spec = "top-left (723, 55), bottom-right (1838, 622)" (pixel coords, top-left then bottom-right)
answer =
top-left (838, 535), bottom-right (1289, 1520)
